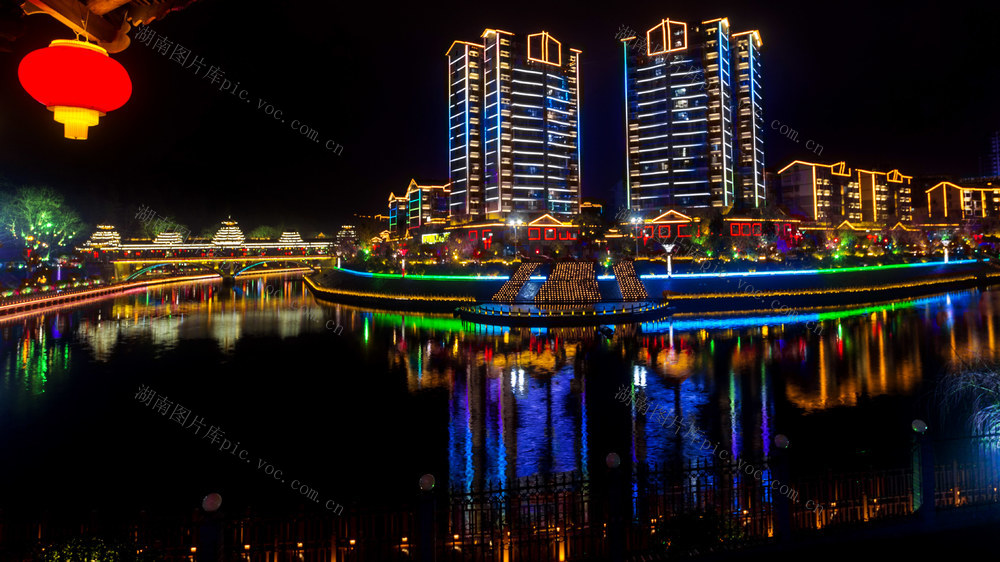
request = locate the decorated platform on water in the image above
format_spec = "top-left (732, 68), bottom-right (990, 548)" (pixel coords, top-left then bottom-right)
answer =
top-left (455, 301), bottom-right (670, 327)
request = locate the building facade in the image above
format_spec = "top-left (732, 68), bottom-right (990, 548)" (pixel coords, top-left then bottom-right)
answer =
top-left (621, 17), bottom-right (764, 215)
top-left (446, 29), bottom-right (582, 222)
top-left (774, 160), bottom-right (913, 225)
top-left (387, 193), bottom-right (408, 238)
top-left (925, 180), bottom-right (1000, 220)
top-left (733, 30), bottom-right (765, 208)
top-left (405, 180), bottom-right (451, 232)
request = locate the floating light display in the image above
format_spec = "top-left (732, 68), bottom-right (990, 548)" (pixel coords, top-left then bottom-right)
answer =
top-left (18, 39), bottom-right (132, 140)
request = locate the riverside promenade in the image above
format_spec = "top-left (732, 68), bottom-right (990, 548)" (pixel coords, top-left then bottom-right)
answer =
top-left (307, 258), bottom-right (1000, 324)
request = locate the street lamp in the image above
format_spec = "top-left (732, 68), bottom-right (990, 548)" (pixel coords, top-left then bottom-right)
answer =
top-left (508, 218), bottom-right (524, 256)
top-left (663, 243), bottom-right (676, 277)
top-left (630, 217), bottom-right (641, 257)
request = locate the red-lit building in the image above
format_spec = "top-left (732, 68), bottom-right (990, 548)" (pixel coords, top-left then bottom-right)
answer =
top-left (631, 209), bottom-right (801, 246)
top-left (446, 214), bottom-right (579, 252)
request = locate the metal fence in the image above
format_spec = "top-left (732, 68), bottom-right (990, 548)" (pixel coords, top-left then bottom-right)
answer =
top-left (5, 433), bottom-right (1000, 561)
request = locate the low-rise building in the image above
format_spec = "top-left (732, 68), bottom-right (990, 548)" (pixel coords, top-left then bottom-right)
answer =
top-left (774, 160), bottom-right (913, 225)
top-left (924, 179), bottom-right (1000, 221)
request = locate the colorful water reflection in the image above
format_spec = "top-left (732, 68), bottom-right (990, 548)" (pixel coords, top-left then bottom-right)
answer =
top-left (371, 288), bottom-right (1000, 490)
top-left (1, 275), bottom-right (998, 497)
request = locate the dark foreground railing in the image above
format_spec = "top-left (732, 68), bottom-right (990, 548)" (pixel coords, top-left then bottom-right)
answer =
top-left (4, 433), bottom-right (1000, 561)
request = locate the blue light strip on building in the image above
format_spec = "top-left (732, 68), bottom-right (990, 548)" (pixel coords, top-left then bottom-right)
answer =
top-left (623, 41), bottom-right (631, 210)
top-left (724, 24), bottom-right (736, 206)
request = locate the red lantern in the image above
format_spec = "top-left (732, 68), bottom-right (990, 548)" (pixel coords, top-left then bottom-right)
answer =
top-left (18, 39), bottom-right (132, 140)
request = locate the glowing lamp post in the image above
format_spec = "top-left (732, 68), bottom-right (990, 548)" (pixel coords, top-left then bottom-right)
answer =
top-left (664, 243), bottom-right (675, 277)
top-left (18, 39), bottom-right (132, 140)
top-left (508, 218), bottom-right (523, 255)
top-left (630, 217), bottom-right (641, 256)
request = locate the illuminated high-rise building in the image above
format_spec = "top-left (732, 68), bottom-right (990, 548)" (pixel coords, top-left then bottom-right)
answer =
top-left (446, 29), bottom-right (582, 221)
top-left (621, 17), bottom-right (764, 214)
top-left (982, 130), bottom-right (1000, 178)
top-left (733, 30), bottom-right (765, 208)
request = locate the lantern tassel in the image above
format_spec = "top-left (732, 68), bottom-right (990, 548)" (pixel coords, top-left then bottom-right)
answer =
top-left (50, 106), bottom-right (102, 140)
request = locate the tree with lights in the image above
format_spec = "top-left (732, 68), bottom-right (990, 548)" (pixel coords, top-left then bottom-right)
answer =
top-left (249, 225), bottom-right (281, 240)
top-left (138, 214), bottom-right (189, 240)
top-left (354, 218), bottom-right (385, 252)
top-left (0, 186), bottom-right (84, 267)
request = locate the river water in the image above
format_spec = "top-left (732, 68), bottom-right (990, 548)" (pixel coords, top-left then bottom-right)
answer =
top-left (0, 273), bottom-right (995, 518)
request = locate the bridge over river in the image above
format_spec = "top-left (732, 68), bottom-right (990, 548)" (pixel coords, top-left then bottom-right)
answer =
top-left (78, 220), bottom-right (337, 281)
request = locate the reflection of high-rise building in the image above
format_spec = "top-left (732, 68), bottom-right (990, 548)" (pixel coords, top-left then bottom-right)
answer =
top-left (621, 18), bottom-right (764, 214)
top-left (447, 29), bottom-right (582, 221)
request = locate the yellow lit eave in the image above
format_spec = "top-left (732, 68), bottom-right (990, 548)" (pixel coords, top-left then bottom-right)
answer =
top-left (728, 216), bottom-right (801, 223)
top-left (733, 30), bottom-right (762, 48)
top-left (445, 40), bottom-right (483, 57)
top-left (444, 222), bottom-right (506, 230)
top-left (648, 209), bottom-right (696, 223)
top-left (528, 213), bottom-right (571, 226)
top-left (404, 179), bottom-right (452, 198)
top-left (481, 28), bottom-right (514, 38)
top-left (855, 169), bottom-right (885, 176)
top-left (777, 160), bottom-right (855, 176)
top-left (928, 181), bottom-right (997, 193)
top-left (777, 160), bottom-right (819, 174)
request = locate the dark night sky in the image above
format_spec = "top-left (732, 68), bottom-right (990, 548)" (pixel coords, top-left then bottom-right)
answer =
top-left (0, 0), bottom-right (998, 235)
